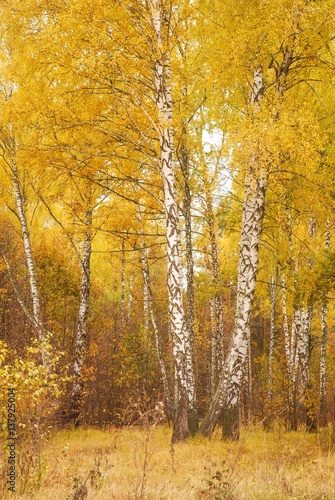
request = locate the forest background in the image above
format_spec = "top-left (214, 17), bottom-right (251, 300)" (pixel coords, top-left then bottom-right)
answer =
top-left (2, 0), bottom-right (335, 493)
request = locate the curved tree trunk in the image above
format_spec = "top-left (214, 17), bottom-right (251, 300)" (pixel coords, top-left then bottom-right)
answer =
top-left (218, 66), bottom-right (265, 440)
top-left (200, 169), bottom-right (267, 437)
top-left (11, 142), bottom-right (50, 370)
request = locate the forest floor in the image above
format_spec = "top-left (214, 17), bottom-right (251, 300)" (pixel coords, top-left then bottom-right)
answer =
top-left (3, 424), bottom-right (335, 499)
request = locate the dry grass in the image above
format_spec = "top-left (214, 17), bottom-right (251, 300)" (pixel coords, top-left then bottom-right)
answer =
top-left (2, 424), bottom-right (335, 499)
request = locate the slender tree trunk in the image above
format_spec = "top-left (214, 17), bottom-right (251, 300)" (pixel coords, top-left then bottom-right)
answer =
top-left (150, 0), bottom-right (189, 442)
top-left (10, 143), bottom-right (50, 370)
top-left (182, 152), bottom-right (198, 434)
top-left (69, 209), bottom-right (92, 423)
top-left (221, 67), bottom-right (265, 440)
top-left (140, 242), bottom-right (174, 422)
top-left (320, 302), bottom-right (328, 426)
top-left (200, 169), bottom-right (267, 437)
top-left (209, 297), bottom-right (217, 398)
top-left (320, 221), bottom-right (330, 427)
top-left (127, 253), bottom-right (135, 323)
top-left (143, 256), bottom-right (150, 334)
top-left (281, 272), bottom-right (296, 430)
top-left (121, 239), bottom-right (126, 330)
top-left (207, 197), bottom-right (225, 392)
top-left (293, 305), bottom-right (315, 430)
top-left (281, 273), bottom-right (291, 369)
top-left (268, 275), bottom-right (276, 400)
top-left (247, 331), bottom-right (253, 423)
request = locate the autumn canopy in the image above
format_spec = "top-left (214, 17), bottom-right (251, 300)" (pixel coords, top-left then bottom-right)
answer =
top-left (1, 0), bottom-right (335, 444)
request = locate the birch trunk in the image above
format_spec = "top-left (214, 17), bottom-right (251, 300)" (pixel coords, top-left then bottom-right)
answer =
top-left (209, 297), bottom-right (217, 398)
top-left (293, 305), bottom-right (315, 430)
top-left (240, 330), bottom-right (252, 428)
top-left (69, 209), bottom-right (92, 423)
top-left (200, 67), bottom-right (266, 438)
top-left (208, 199), bottom-right (225, 394)
top-left (150, 0), bottom-right (189, 442)
top-left (320, 302), bottom-right (328, 426)
top-left (10, 143), bottom-right (50, 370)
top-left (283, 206), bottom-right (300, 430)
top-left (320, 222), bottom-right (330, 427)
top-left (181, 144), bottom-right (198, 434)
top-left (127, 252), bottom-right (135, 323)
top-left (220, 67), bottom-right (264, 439)
top-left (281, 272), bottom-right (297, 429)
top-left (281, 273), bottom-right (291, 369)
top-left (268, 275), bottom-right (276, 399)
top-left (140, 243), bottom-right (174, 422)
top-left (200, 170), bottom-right (267, 436)
top-left (121, 239), bottom-right (126, 330)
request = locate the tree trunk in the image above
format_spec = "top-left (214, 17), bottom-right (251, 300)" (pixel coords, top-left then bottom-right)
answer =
top-left (320, 221), bottom-right (330, 427)
top-left (11, 143), bottom-right (50, 370)
top-left (268, 275), bottom-right (276, 400)
top-left (121, 239), bottom-right (126, 330)
top-left (149, 0), bottom-right (189, 442)
top-left (207, 196), bottom-right (225, 394)
top-left (200, 170), bottom-right (267, 437)
top-left (140, 241), bottom-right (174, 422)
top-left (180, 126), bottom-right (198, 435)
top-left (69, 209), bottom-right (92, 423)
top-left (281, 273), bottom-right (291, 369)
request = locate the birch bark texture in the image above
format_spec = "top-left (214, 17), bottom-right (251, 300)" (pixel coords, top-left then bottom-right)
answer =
top-left (268, 275), bottom-right (276, 399)
top-left (149, 0), bottom-right (189, 442)
top-left (200, 169), bottom-right (267, 436)
top-left (207, 192), bottom-right (225, 397)
top-left (10, 137), bottom-right (50, 370)
top-left (200, 67), bottom-right (266, 437)
top-left (320, 221), bottom-right (330, 426)
top-left (70, 208), bottom-right (92, 422)
top-left (140, 239), bottom-right (174, 422)
top-left (180, 132), bottom-right (198, 434)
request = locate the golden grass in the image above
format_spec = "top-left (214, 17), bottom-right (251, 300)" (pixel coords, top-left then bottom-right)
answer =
top-left (3, 425), bottom-right (335, 499)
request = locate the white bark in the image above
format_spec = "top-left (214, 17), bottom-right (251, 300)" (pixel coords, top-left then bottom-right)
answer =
top-left (209, 297), bottom-right (217, 398)
top-left (127, 252), bottom-right (135, 323)
top-left (320, 221), bottom-right (330, 424)
top-left (200, 67), bottom-right (266, 436)
top-left (281, 273), bottom-right (291, 369)
top-left (143, 256), bottom-right (150, 333)
top-left (140, 242), bottom-right (173, 420)
top-left (243, 328), bottom-right (252, 424)
top-left (293, 307), bottom-right (312, 389)
top-left (181, 135), bottom-right (198, 432)
top-left (149, 0), bottom-right (189, 442)
top-left (121, 239), bottom-right (126, 330)
top-left (70, 209), bottom-right (92, 419)
top-left (200, 170), bottom-right (267, 436)
top-left (268, 275), bottom-right (276, 399)
top-left (10, 145), bottom-right (50, 369)
top-left (208, 202), bottom-right (224, 394)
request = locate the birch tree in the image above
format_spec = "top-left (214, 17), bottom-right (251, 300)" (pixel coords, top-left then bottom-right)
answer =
top-left (320, 221), bottom-right (331, 426)
top-left (69, 203), bottom-right (92, 423)
top-left (149, 0), bottom-right (190, 442)
top-left (0, 8), bottom-right (51, 369)
top-left (139, 225), bottom-right (174, 421)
